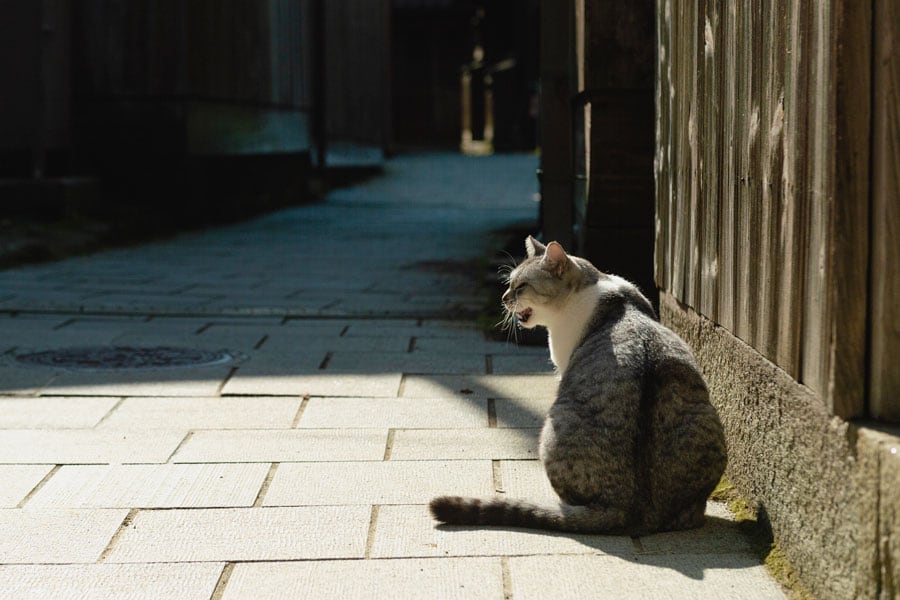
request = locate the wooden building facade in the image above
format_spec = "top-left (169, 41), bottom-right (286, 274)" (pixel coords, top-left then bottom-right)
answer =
top-left (538, 0), bottom-right (658, 307)
top-left (540, 0), bottom-right (899, 596)
top-left (0, 0), bottom-right (391, 218)
top-left (72, 0), bottom-right (315, 216)
top-left (655, 0), bottom-right (898, 423)
top-left (655, 0), bottom-right (899, 597)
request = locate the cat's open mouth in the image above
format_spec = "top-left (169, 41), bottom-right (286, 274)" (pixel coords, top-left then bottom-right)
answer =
top-left (516, 307), bottom-right (533, 325)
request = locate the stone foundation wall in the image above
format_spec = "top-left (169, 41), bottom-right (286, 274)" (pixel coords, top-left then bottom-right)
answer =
top-left (661, 292), bottom-right (899, 600)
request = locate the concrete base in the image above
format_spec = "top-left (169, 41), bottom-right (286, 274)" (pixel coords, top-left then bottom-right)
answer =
top-left (660, 292), bottom-right (900, 600)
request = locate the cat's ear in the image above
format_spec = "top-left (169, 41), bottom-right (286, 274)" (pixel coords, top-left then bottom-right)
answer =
top-left (542, 241), bottom-right (570, 277)
top-left (525, 236), bottom-right (546, 258)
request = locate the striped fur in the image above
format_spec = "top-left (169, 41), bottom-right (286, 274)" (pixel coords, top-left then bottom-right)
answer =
top-left (430, 238), bottom-right (726, 536)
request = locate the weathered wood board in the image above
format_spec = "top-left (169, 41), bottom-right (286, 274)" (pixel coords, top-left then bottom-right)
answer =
top-left (655, 0), bottom-right (875, 419)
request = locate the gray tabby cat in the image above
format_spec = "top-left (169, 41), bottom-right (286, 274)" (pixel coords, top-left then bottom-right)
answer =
top-left (430, 236), bottom-right (727, 535)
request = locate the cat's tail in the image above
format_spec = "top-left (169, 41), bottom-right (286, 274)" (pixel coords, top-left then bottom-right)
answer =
top-left (429, 495), bottom-right (631, 534)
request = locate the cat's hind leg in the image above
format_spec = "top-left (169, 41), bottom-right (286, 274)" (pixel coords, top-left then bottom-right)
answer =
top-left (664, 500), bottom-right (707, 531)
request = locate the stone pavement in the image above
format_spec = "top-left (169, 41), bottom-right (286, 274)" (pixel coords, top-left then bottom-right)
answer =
top-left (0, 153), bottom-right (785, 599)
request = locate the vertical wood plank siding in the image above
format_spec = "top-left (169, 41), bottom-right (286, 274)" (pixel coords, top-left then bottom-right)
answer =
top-left (869, 0), bottom-right (900, 422)
top-left (323, 0), bottom-right (389, 145)
top-left (75, 0), bottom-right (309, 108)
top-left (655, 0), bottom-right (872, 418)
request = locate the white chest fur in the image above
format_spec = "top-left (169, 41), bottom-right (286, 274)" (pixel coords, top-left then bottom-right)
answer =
top-left (546, 282), bottom-right (603, 376)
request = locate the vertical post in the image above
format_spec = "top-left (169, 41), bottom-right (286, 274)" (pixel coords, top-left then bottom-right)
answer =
top-left (312, 0), bottom-right (327, 169)
top-left (579, 1), bottom-right (656, 305)
top-left (32, 0), bottom-right (46, 179)
top-left (483, 73), bottom-right (494, 149)
top-left (381, 0), bottom-right (392, 156)
top-left (460, 68), bottom-right (472, 150)
top-left (538, 0), bottom-right (575, 248)
top-left (869, 0), bottom-right (900, 422)
top-left (826, 0), bottom-right (870, 418)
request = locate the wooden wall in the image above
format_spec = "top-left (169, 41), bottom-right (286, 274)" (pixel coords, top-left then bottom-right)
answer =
top-left (68, 0), bottom-right (315, 215)
top-left (538, 0), bottom-right (576, 249)
top-left (577, 0), bottom-right (657, 308)
top-left (0, 0), bottom-right (72, 161)
top-left (655, 0), bottom-right (897, 421)
top-left (870, 0), bottom-right (900, 422)
top-left (74, 0), bottom-right (310, 109)
top-left (324, 0), bottom-right (390, 148)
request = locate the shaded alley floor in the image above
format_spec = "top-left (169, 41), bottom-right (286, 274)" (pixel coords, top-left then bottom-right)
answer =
top-left (0, 153), bottom-right (785, 598)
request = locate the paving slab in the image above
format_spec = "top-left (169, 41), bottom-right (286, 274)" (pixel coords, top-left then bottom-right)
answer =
top-left (418, 320), bottom-right (502, 333)
top-left (494, 397), bottom-right (554, 428)
top-left (497, 460), bottom-right (559, 505)
top-left (57, 316), bottom-right (204, 336)
top-left (324, 351), bottom-right (485, 375)
top-left (27, 463), bottom-right (270, 509)
top-left (0, 366), bottom-right (57, 395)
top-left (401, 374), bottom-right (558, 400)
top-left (222, 349), bottom-right (325, 372)
top-left (297, 396), bottom-right (488, 429)
top-left (370, 504), bottom-right (633, 558)
top-left (343, 322), bottom-right (480, 339)
top-left (172, 429), bottom-right (387, 462)
top-left (414, 336), bottom-right (548, 356)
top-left (110, 331), bottom-right (265, 353)
top-left (0, 465), bottom-right (54, 507)
top-left (0, 508), bottom-right (127, 563)
top-left (183, 316), bottom-right (286, 329)
top-left (0, 396), bottom-right (118, 428)
top-left (0, 562), bottom-right (225, 600)
top-left (389, 428), bottom-right (540, 460)
top-left (223, 367), bottom-right (402, 397)
top-left (222, 557), bottom-right (503, 600)
top-left (507, 554), bottom-right (786, 599)
top-left (265, 319), bottom-right (349, 336)
top-left (261, 334), bottom-right (410, 353)
top-left (1, 329), bottom-right (123, 352)
top-left (636, 502), bottom-right (755, 555)
top-left (322, 292), bottom-right (411, 315)
top-left (0, 314), bottom-right (70, 331)
top-left (70, 293), bottom-right (222, 313)
top-left (262, 460), bottom-right (495, 506)
top-left (98, 396), bottom-right (302, 429)
top-left (491, 353), bottom-right (556, 374)
top-left (0, 430), bottom-right (187, 464)
top-left (41, 367), bottom-right (233, 397)
top-left (104, 506), bottom-right (371, 562)
top-left (0, 290), bottom-right (94, 312)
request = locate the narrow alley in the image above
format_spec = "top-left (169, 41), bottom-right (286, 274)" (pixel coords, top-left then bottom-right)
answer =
top-left (0, 153), bottom-right (784, 598)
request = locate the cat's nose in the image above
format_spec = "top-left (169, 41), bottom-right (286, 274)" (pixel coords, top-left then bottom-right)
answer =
top-left (502, 289), bottom-right (511, 304)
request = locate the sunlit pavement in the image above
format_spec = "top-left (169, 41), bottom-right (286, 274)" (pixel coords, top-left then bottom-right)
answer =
top-left (0, 153), bottom-right (784, 599)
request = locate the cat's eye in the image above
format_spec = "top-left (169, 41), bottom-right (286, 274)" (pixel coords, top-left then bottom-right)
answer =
top-left (514, 283), bottom-right (528, 294)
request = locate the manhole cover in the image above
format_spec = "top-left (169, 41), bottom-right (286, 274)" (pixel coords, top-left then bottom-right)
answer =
top-left (15, 346), bottom-right (235, 371)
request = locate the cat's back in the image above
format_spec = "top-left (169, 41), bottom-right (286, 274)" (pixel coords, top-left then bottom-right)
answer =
top-left (558, 285), bottom-right (723, 454)
top-left (563, 285), bottom-right (726, 531)
top-left (565, 283), bottom-right (703, 390)
top-left (562, 291), bottom-right (664, 387)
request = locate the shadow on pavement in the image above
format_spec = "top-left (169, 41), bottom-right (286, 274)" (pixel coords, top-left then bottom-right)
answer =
top-left (0, 152), bottom-right (764, 586)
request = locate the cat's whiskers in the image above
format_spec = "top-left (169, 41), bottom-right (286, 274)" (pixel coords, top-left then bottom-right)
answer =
top-left (498, 299), bottom-right (521, 346)
top-left (496, 254), bottom-right (521, 346)
top-left (497, 252), bottom-right (517, 285)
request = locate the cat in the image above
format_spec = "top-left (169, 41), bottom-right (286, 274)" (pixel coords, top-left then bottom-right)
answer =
top-left (429, 236), bottom-right (727, 535)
